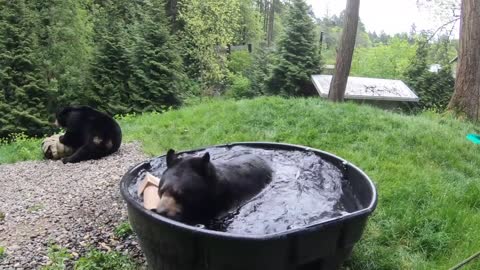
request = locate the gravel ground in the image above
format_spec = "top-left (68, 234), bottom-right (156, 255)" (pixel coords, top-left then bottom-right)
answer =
top-left (0, 142), bottom-right (148, 269)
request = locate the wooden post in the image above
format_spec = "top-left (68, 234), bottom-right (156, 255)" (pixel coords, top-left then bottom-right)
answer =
top-left (328, 0), bottom-right (360, 102)
top-left (319, 31), bottom-right (324, 56)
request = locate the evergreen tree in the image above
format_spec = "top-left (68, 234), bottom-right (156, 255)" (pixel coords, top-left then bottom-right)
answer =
top-left (404, 39), bottom-right (455, 111)
top-left (403, 40), bottom-right (429, 88)
top-left (267, 0), bottom-right (321, 96)
top-left (85, 0), bottom-right (184, 115)
top-left (129, 0), bottom-right (185, 111)
top-left (84, 0), bottom-right (137, 115)
top-left (246, 42), bottom-right (275, 95)
top-left (32, 0), bottom-right (93, 107)
top-left (0, 0), bottom-right (51, 138)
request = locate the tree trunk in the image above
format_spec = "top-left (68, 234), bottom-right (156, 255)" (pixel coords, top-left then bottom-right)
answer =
top-left (267, 0), bottom-right (275, 47)
top-left (263, 1), bottom-right (269, 36)
top-left (447, 0), bottom-right (480, 120)
top-left (328, 0), bottom-right (360, 102)
top-left (167, 0), bottom-right (178, 31)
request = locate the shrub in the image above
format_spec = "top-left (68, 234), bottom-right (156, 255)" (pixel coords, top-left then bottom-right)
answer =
top-left (225, 73), bottom-right (254, 99)
top-left (403, 39), bottom-right (454, 112)
top-left (228, 50), bottom-right (253, 76)
top-left (41, 245), bottom-right (72, 270)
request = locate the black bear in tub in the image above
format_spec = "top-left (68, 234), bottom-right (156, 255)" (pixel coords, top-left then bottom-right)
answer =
top-left (155, 149), bottom-right (273, 224)
top-left (120, 142), bottom-right (377, 270)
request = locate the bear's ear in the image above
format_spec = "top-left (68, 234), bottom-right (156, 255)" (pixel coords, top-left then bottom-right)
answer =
top-left (55, 107), bottom-right (65, 118)
top-left (198, 152), bottom-right (214, 180)
top-left (202, 152), bottom-right (210, 164)
top-left (166, 149), bottom-right (178, 168)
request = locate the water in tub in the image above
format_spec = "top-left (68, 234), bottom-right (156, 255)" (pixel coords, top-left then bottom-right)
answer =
top-left (128, 146), bottom-right (361, 235)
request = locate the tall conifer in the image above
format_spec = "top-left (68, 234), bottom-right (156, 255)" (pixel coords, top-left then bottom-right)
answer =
top-left (268, 0), bottom-right (321, 96)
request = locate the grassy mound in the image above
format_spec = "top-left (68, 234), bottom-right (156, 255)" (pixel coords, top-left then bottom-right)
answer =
top-left (2, 97), bottom-right (480, 269)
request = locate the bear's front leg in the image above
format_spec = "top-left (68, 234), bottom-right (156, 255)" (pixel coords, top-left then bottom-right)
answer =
top-left (59, 131), bottom-right (80, 147)
top-left (62, 145), bottom-right (91, 164)
top-left (59, 133), bottom-right (70, 145)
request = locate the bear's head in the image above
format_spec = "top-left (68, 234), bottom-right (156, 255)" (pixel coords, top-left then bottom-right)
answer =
top-left (55, 105), bottom-right (96, 128)
top-left (156, 149), bottom-right (217, 223)
top-left (55, 106), bottom-right (73, 128)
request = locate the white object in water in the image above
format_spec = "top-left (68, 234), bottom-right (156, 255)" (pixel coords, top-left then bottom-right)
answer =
top-left (137, 172), bottom-right (161, 210)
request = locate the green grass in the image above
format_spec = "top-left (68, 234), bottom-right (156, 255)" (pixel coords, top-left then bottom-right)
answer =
top-left (41, 245), bottom-right (72, 270)
top-left (74, 249), bottom-right (138, 270)
top-left (0, 246), bottom-right (5, 259)
top-left (40, 244), bottom-right (139, 270)
top-left (2, 97), bottom-right (480, 269)
top-left (0, 133), bottom-right (43, 163)
top-left (114, 222), bottom-right (133, 239)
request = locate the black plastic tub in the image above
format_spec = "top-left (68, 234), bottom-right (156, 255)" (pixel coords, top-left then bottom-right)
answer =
top-left (120, 142), bottom-right (377, 270)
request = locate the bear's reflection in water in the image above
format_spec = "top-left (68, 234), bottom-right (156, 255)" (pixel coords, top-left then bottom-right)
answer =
top-left (131, 146), bottom-right (361, 235)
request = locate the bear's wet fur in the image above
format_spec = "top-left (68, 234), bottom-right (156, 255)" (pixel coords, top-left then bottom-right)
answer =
top-left (55, 105), bottom-right (122, 164)
top-left (156, 149), bottom-right (273, 224)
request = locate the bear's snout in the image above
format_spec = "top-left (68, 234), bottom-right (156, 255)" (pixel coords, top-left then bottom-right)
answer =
top-left (156, 194), bottom-right (182, 219)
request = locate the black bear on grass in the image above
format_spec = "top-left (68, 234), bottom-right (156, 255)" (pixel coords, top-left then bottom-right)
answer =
top-left (156, 149), bottom-right (273, 224)
top-left (55, 105), bottom-right (122, 164)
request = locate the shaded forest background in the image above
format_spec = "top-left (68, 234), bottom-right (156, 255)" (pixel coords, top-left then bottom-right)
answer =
top-left (0, 0), bottom-right (458, 138)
